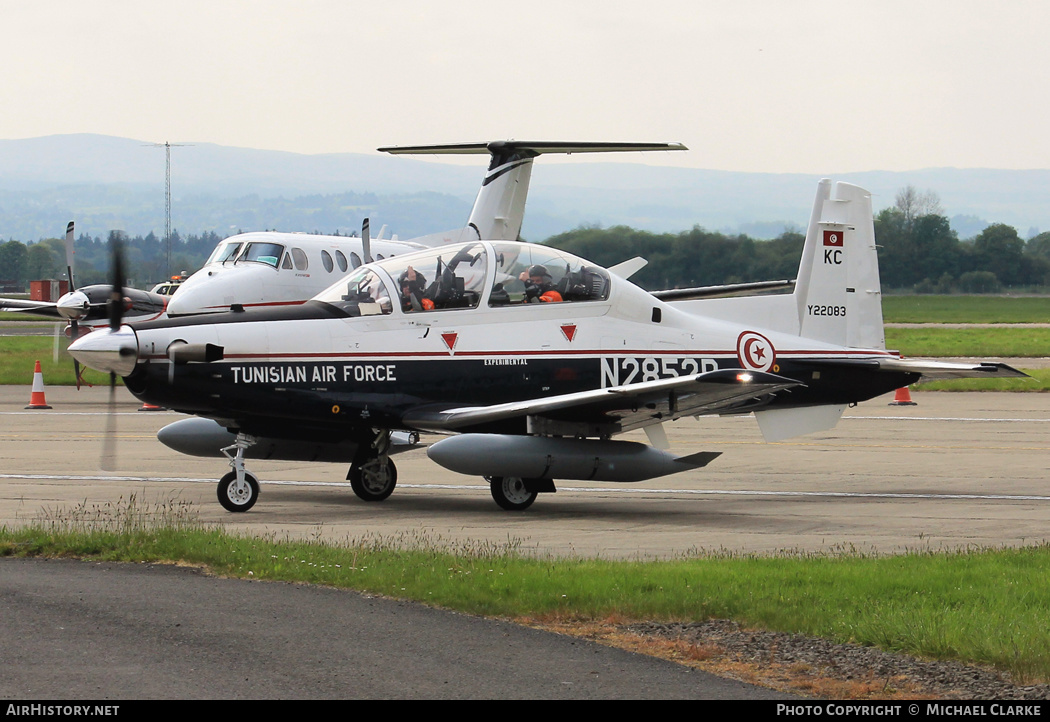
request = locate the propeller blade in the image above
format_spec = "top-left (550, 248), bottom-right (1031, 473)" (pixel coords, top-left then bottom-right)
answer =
top-left (107, 233), bottom-right (126, 332)
top-left (64, 221), bottom-right (76, 292)
top-left (362, 218), bottom-right (372, 264)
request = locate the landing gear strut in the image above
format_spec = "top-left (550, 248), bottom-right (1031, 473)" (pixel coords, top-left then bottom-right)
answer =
top-left (348, 430), bottom-right (397, 502)
top-left (218, 432), bottom-right (259, 512)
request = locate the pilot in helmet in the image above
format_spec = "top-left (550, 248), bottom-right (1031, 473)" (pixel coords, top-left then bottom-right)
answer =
top-left (519, 264), bottom-right (562, 303)
top-left (399, 266), bottom-right (433, 312)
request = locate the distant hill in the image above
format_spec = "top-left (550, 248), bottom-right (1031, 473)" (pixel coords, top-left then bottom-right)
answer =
top-left (1, 134), bottom-right (1048, 242)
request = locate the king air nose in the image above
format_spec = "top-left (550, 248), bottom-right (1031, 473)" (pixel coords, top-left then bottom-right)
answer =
top-left (67, 326), bottom-right (139, 377)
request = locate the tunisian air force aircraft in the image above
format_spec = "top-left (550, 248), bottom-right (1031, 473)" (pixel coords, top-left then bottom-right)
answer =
top-left (68, 179), bottom-right (1025, 512)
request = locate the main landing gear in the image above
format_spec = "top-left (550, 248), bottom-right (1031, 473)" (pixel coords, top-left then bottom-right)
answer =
top-left (487, 476), bottom-right (539, 511)
top-left (210, 428), bottom-right (547, 512)
top-left (347, 429), bottom-right (397, 502)
top-left (218, 432), bottom-right (259, 512)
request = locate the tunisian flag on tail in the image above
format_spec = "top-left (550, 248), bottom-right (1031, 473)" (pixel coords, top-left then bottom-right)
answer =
top-left (823, 230), bottom-right (844, 247)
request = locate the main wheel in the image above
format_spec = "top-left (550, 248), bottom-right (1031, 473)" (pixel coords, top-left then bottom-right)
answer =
top-left (349, 456), bottom-right (397, 501)
top-left (489, 476), bottom-right (538, 511)
top-left (217, 471), bottom-right (259, 512)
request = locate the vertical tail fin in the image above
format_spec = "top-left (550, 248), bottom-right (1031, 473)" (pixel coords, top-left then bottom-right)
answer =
top-left (795, 180), bottom-right (884, 349)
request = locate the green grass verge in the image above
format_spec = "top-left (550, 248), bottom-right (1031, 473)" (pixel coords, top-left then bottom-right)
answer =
top-left (918, 369), bottom-right (1050, 392)
top-left (883, 296), bottom-right (1050, 324)
top-left (885, 327), bottom-right (1050, 358)
top-left (3, 496), bottom-right (1049, 684)
top-left (0, 336), bottom-right (115, 386)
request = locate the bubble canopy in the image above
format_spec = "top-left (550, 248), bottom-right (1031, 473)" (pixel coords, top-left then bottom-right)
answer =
top-left (314, 242), bottom-right (610, 316)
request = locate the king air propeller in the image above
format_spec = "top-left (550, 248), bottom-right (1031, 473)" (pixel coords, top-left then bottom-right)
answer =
top-left (57, 221), bottom-right (89, 388)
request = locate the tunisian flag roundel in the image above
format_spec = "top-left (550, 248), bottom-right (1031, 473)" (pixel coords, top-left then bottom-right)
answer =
top-left (823, 229), bottom-right (844, 247)
top-left (736, 330), bottom-right (776, 373)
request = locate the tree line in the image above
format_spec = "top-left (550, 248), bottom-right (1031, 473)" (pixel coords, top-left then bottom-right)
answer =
top-left (545, 187), bottom-right (1050, 293)
top-left (2, 187), bottom-right (1048, 293)
top-left (2, 230), bottom-right (230, 289)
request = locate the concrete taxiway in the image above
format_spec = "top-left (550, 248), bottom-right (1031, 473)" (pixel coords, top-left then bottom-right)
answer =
top-left (1, 384), bottom-right (1047, 558)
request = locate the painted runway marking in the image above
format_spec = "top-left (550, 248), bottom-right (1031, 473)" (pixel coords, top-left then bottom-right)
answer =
top-left (844, 415), bottom-right (1050, 422)
top-left (3, 474), bottom-right (1049, 502)
top-left (3, 411), bottom-right (1050, 422)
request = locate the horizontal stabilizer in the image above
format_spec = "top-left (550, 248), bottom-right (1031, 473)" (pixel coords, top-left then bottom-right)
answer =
top-left (872, 358), bottom-right (1028, 380)
top-left (805, 357), bottom-right (1029, 381)
top-left (379, 141), bottom-right (687, 156)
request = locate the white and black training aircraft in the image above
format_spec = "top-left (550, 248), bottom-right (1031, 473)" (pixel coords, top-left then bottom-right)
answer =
top-left (163, 141), bottom-right (688, 317)
top-left (68, 179), bottom-right (1026, 512)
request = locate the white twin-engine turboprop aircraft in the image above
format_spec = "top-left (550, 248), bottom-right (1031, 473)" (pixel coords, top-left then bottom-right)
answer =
top-left (69, 179), bottom-right (1025, 512)
top-left (162, 141), bottom-right (687, 317)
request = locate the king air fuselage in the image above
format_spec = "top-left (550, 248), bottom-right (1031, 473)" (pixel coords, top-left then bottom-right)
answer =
top-left (164, 232), bottom-right (426, 317)
top-left (75, 239), bottom-right (914, 446)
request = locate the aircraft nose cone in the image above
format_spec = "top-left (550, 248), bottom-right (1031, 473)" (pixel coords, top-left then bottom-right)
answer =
top-left (56, 290), bottom-right (91, 319)
top-left (165, 281), bottom-right (221, 316)
top-left (68, 326), bottom-right (139, 376)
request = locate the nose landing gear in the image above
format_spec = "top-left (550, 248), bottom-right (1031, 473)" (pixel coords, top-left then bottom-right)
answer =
top-left (218, 432), bottom-right (259, 512)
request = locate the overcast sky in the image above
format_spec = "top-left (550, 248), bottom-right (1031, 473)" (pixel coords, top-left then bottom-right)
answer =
top-left (3, 0), bottom-right (1048, 173)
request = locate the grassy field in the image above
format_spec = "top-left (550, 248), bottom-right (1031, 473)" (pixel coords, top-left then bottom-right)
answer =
top-left (3, 497), bottom-right (1049, 687)
top-left (884, 327), bottom-right (1050, 357)
top-left (0, 336), bottom-right (115, 386)
top-left (882, 295), bottom-right (1050, 324)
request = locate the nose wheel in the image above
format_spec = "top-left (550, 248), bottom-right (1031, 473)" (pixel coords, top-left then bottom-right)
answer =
top-left (217, 471), bottom-right (260, 512)
top-left (218, 432), bottom-right (259, 512)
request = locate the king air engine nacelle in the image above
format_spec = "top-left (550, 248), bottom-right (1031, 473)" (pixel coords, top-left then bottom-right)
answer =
top-left (426, 435), bottom-right (721, 482)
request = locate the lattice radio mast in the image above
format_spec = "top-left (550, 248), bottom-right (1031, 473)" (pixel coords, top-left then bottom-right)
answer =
top-left (145, 141), bottom-right (191, 279)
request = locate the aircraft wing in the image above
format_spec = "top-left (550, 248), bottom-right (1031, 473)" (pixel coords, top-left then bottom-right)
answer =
top-left (0, 298), bottom-right (62, 318)
top-left (402, 369), bottom-right (802, 434)
top-left (805, 358), bottom-right (1029, 381)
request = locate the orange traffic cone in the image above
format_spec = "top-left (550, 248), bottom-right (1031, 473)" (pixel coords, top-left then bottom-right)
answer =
top-left (24, 360), bottom-right (52, 409)
top-left (889, 386), bottom-right (917, 406)
top-left (138, 402), bottom-right (165, 412)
